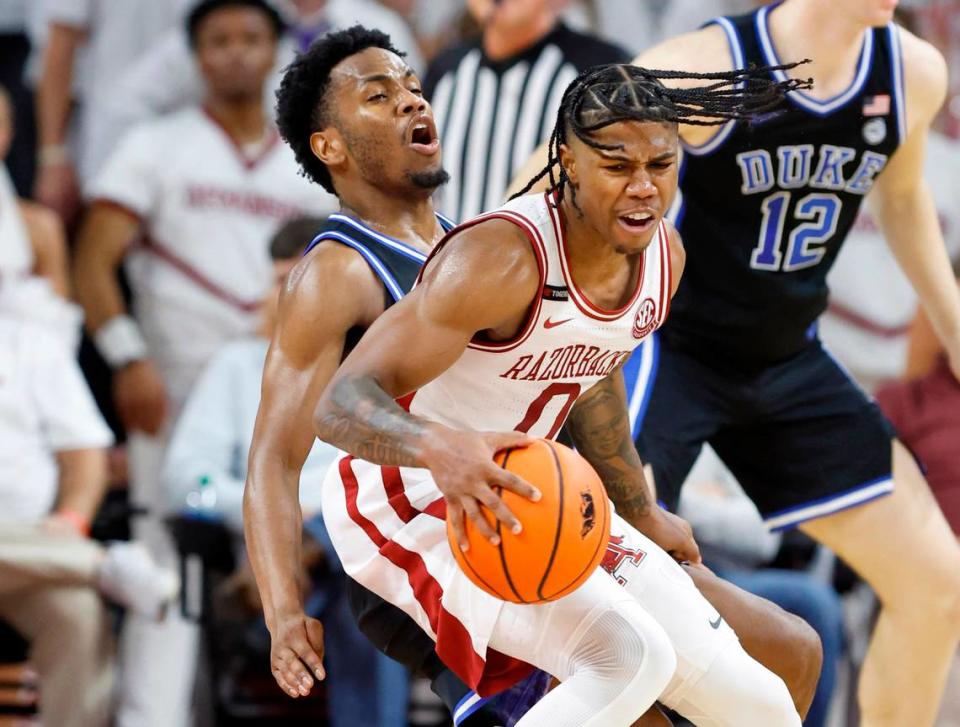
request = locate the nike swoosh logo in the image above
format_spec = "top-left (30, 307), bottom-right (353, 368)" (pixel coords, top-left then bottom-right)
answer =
top-left (709, 615), bottom-right (723, 630)
top-left (544, 317), bottom-right (573, 329)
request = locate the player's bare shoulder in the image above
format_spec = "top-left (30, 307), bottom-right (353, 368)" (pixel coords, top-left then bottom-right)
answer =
top-left (277, 241), bottom-right (386, 352)
top-left (897, 25), bottom-right (948, 131)
top-left (424, 215), bottom-right (540, 296)
top-left (418, 213), bottom-right (542, 330)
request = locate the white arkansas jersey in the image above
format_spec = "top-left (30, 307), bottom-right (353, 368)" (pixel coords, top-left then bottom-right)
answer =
top-left (87, 107), bottom-right (336, 406)
top-left (409, 191), bottom-right (672, 438)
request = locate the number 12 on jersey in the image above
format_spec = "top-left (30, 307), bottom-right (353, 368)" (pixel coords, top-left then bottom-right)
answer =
top-left (750, 192), bottom-right (841, 272)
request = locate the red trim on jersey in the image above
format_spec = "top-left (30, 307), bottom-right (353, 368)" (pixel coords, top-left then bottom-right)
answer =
top-left (382, 466), bottom-right (419, 523)
top-left (656, 224), bottom-right (670, 329)
top-left (415, 210), bottom-right (549, 353)
top-left (339, 456), bottom-right (532, 695)
top-left (139, 235), bottom-right (262, 313)
top-left (423, 497), bottom-right (447, 520)
top-left (548, 192), bottom-right (646, 322)
top-left (202, 107), bottom-right (281, 171)
top-left (661, 223), bottom-right (673, 324)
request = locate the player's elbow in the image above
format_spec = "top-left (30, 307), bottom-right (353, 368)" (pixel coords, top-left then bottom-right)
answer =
top-left (312, 388), bottom-right (338, 447)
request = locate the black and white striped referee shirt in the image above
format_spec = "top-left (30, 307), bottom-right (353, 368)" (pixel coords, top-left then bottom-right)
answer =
top-left (423, 23), bottom-right (630, 222)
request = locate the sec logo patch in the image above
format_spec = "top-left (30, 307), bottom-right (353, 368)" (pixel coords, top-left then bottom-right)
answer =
top-left (632, 298), bottom-right (657, 339)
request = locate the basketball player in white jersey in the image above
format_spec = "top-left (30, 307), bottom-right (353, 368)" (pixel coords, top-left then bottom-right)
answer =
top-left (72, 2), bottom-right (333, 725)
top-left (313, 65), bottom-right (808, 727)
top-left (249, 30), bottom-right (819, 727)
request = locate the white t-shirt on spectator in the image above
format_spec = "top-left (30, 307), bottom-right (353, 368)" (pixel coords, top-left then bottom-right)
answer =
top-left (820, 132), bottom-right (960, 389)
top-left (98, 0), bottom-right (423, 159)
top-left (0, 163), bottom-right (33, 280)
top-left (163, 338), bottom-right (336, 533)
top-left (0, 317), bottom-right (114, 523)
top-left (28, 0), bottom-right (191, 180)
top-left (87, 106), bottom-right (335, 408)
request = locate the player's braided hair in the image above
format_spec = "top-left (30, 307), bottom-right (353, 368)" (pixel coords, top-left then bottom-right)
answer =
top-left (511, 62), bottom-right (812, 205)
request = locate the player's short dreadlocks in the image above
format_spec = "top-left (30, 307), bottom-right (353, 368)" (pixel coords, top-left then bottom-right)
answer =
top-left (512, 62), bottom-right (812, 205)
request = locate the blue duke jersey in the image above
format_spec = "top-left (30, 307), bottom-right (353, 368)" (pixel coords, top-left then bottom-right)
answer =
top-left (302, 212), bottom-right (455, 347)
top-left (665, 4), bottom-right (906, 365)
top-left (409, 191), bottom-right (672, 438)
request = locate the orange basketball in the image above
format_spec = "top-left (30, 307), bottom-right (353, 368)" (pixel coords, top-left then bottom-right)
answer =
top-left (447, 439), bottom-right (611, 604)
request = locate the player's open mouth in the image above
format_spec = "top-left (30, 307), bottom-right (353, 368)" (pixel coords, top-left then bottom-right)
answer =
top-left (617, 210), bottom-right (657, 234)
top-left (408, 117), bottom-right (440, 156)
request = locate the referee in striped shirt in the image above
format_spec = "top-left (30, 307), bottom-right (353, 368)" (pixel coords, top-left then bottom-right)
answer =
top-left (423, 0), bottom-right (629, 222)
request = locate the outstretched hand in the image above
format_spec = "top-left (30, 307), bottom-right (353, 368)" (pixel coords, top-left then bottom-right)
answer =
top-left (423, 427), bottom-right (541, 551)
top-left (269, 613), bottom-right (326, 698)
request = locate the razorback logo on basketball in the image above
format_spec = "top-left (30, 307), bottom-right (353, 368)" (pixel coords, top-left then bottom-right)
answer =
top-left (600, 535), bottom-right (647, 586)
top-left (579, 491), bottom-right (596, 538)
top-left (632, 298), bottom-right (658, 339)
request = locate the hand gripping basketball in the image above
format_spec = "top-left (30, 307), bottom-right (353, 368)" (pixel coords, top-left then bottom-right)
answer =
top-left (420, 426), bottom-right (541, 552)
top-left (448, 439), bottom-right (612, 604)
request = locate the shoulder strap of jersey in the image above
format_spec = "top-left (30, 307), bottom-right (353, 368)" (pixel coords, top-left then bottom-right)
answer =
top-left (304, 212), bottom-right (452, 302)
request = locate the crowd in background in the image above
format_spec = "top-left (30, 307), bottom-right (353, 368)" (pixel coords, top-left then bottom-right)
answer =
top-left (0, 0), bottom-right (958, 726)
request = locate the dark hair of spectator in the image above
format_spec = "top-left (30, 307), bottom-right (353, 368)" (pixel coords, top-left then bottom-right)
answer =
top-left (275, 25), bottom-right (404, 195)
top-left (270, 216), bottom-right (327, 260)
top-left (187, 0), bottom-right (284, 48)
top-left (512, 62), bottom-right (813, 207)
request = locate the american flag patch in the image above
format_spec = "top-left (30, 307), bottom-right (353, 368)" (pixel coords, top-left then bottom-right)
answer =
top-left (863, 94), bottom-right (891, 116)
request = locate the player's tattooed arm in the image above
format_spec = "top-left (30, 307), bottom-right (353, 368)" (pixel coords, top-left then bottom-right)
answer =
top-left (566, 367), bottom-right (701, 563)
top-left (565, 367), bottom-right (654, 525)
top-left (316, 373), bottom-right (428, 467)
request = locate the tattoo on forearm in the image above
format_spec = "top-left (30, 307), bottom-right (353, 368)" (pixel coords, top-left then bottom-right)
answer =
top-left (565, 376), bottom-right (652, 524)
top-left (316, 375), bottom-right (426, 466)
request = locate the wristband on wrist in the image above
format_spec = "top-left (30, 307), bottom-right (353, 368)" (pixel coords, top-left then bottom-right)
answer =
top-left (94, 315), bottom-right (148, 369)
top-left (38, 145), bottom-right (70, 167)
top-left (55, 508), bottom-right (91, 536)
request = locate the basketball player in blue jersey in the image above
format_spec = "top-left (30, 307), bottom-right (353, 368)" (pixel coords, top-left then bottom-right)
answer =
top-left (239, 26), bottom-right (488, 721)
top-left (247, 26), bottom-right (819, 727)
top-left (512, 1), bottom-right (960, 724)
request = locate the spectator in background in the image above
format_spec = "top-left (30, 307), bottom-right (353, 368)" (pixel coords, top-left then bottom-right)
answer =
top-left (0, 308), bottom-right (178, 727)
top-left (162, 217), bottom-right (332, 533)
top-left (0, 0), bottom-right (35, 194)
top-left (72, 2), bottom-right (334, 725)
top-left (423, 0), bottom-right (629, 222)
top-left (163, 217), bottom-right (409, 727)
top-left (876, 254), bottom-right (960, 536)
top-left (30, 0), bottom-right (192, 224)
top-left (98, 0), bottom-right (422, 155)
top-left (1, 85), bottom-right (68, 298)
